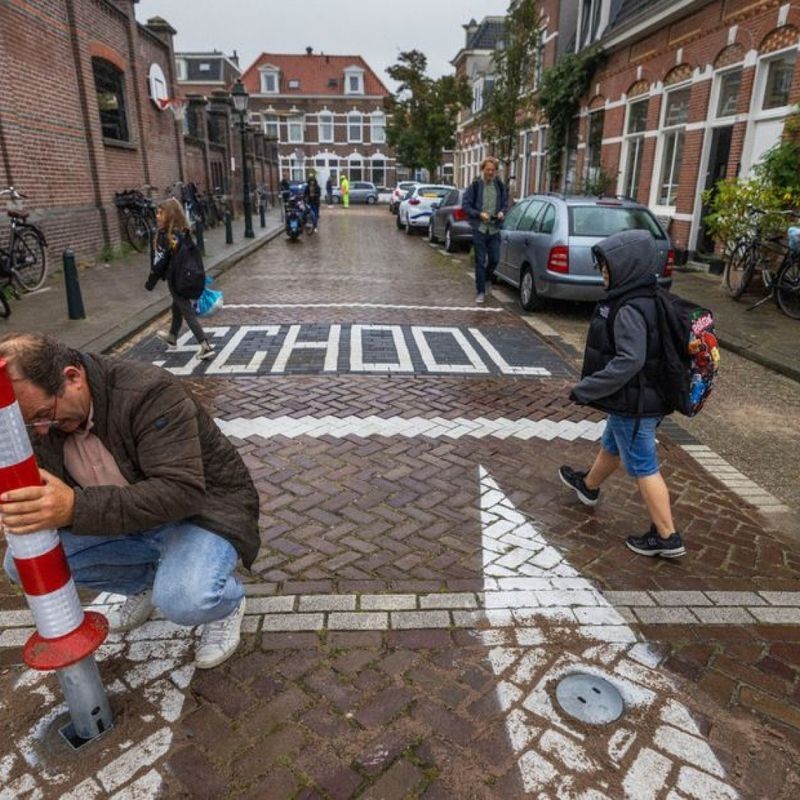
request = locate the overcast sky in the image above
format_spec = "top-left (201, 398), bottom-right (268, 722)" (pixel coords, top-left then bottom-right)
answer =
top-left (135, 0), bottom-right (510, 89)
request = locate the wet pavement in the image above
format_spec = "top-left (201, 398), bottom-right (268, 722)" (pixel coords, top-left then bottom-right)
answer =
top-left (1, 206), bottom-right (799, 799)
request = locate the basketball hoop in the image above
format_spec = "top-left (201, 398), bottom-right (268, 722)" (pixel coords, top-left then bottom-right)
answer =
top-left (158, 97), bottom-right (187, 120)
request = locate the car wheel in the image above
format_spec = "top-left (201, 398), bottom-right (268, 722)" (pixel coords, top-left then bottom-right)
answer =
top-left (520, 265), bottom-right (545, 311)
top-left (367, 196), bottom-right (377, 205)
top-left (405, 218), bottom-right (414, 235)
top-left (444, 226), bottom-right (457, 253)
top-left (428, 220), bottom-right (437, 243)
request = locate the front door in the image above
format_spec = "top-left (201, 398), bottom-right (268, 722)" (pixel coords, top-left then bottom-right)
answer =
top-left (698, 126), bottom-right (733, 253)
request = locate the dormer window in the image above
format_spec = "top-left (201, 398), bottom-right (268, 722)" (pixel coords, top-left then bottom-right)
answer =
top-left (579, 0), bottom-right (604, 48)
top-left (344, 67), bottom-right (365, 95)
top-left (260, 69), bottom-right (279, 94)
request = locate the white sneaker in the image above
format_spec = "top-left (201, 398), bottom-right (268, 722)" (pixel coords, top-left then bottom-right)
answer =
top-left (197, 341), bottom-right (215, 361)
top-left (106, 590), bottom-right (155, 633)
top-left (195, 598), bottom-right (245, 669)
top-left (156, 330), bottom-right (177, 348)
top-left (476, 293), bottom-right (485, 304)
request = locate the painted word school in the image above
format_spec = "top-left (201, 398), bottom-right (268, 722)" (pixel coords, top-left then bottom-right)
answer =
top-left (155, 324), bottom-right (555, 377)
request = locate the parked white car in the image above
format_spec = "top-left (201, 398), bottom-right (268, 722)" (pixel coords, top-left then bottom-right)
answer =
top-left (396, 184), bottom-right (454, 234)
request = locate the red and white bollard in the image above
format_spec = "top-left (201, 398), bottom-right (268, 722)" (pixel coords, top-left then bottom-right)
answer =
top-left (0, 359), bottom-right (112, 741)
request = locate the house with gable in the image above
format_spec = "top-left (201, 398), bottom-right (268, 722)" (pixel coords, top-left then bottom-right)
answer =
top-left (239, 48), bottom-right (395, 189)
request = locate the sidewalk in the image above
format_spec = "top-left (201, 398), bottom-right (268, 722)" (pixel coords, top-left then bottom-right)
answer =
top-left (1, 209), bottom-right (283, 353)
top-left (672, 265), bottom-right (800, 383)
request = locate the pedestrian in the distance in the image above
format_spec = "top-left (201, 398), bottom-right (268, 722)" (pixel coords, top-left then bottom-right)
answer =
top-left (325, 175), bottom-right (334, 207)
top-left (145, 198), bottom-right (214, 361)
top-left (304, 174), bottom-right (322, 232)
top-left (462, 157), bottom-right (508, 304)
top-left (559, 229), bottom-right (685, 559)
top-left (340, 174), bottom-right (350, 209)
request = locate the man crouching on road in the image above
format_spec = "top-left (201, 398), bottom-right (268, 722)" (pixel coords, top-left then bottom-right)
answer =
top-left (558, 230), bottom-right (685, 559)
top-left (0, 333), bottom-right (259, 668)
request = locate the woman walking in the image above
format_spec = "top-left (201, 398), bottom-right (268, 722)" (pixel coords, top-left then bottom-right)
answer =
top-left (145, 198), bottom-right (215, 361)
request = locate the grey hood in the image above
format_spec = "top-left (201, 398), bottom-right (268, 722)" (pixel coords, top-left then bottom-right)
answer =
top-left (592, 229), bottom-right (659, 299)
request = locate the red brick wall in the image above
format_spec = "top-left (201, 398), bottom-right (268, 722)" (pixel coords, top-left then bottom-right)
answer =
top-left (0, 0), bottom-right (182, 263)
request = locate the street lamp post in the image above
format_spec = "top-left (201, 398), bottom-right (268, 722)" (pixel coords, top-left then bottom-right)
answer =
top-left (231, 80), bottom-right (254, 239)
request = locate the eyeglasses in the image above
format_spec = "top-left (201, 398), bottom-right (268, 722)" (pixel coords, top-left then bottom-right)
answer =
top-left (25, 394), bottom-right (59, 430)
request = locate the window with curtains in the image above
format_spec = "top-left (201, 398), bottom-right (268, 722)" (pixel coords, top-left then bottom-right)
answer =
top-left (657, 87), bottom-right (690, 206)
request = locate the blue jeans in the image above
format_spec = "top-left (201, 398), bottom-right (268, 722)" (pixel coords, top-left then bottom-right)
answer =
top-left (3, 522), bottom-right (244, 627)
top-left (308, 202), bottom-right (320, 227)
top-left (601, 414), bottom-right (663, 478)
top-left (472, 229), bottom-right (500, 294)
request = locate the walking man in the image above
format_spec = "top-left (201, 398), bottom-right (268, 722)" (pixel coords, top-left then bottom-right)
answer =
top-left (558, 230), bottom-right (685, 559)
top-left (304, 174), bottom-right (322, 232)
top-left (0, 333), bottom-right (261, 667)
top-left (462, 158), bottom-right (508, 304)
top-left (325, 174), bottom-right (335, 207)
top-left (340, 174), bottom-right (350, 209)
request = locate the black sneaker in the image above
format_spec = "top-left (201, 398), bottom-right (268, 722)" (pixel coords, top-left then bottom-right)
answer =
top-left (626, 526), bottom-right (686, 559)
top-left (558, 466), bottom-right (600, 507)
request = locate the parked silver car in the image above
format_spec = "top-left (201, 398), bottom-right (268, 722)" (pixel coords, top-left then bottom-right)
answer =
top-left (332, 181), bottom-right (379, 204)
top-left (427, 188), bottom-right (472, 252)
top-left (495, 194), bottom-right (674, 311)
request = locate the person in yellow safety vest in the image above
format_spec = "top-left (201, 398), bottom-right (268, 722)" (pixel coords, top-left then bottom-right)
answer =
top-left (340, 175), bottom-right (350, 209)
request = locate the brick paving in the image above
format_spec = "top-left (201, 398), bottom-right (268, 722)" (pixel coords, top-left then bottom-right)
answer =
top-left (1, 207), bottom-right (799, 798)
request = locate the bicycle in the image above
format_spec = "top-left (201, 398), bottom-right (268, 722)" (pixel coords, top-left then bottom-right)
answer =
top-left (724, 206), bottom-right (800, 318)
top-left (0, 187), bottom-right (49, 318)
top-left (724, 205), bottom-right (796, 299)
top-left (114, 186), bottom-right (157, 253)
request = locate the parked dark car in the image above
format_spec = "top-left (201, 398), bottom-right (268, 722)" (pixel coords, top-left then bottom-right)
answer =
top-left (427, 187), bottom-right (472, 252)
top-left (495, 194), bottom-right (674, 311)
top-left (332, 181), bottom-right (379, 204)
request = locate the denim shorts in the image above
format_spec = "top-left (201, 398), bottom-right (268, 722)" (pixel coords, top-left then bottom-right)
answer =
top-left (600, 414), bottom-right (663, 478)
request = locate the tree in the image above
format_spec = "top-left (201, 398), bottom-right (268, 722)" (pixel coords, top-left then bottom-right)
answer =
top-left (483, 0), bottom-right (542, 179)
top-left (385, 50), bottom-right (471, 181)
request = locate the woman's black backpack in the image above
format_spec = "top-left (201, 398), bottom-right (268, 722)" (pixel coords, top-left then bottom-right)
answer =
top-left (172, 235), bottom-right (206, 299)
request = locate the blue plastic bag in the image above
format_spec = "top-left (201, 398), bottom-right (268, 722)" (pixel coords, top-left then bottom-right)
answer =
top-left (194, 276), bottom-right (224, 317)
top-left (788, 227), bottom-right (800, 254)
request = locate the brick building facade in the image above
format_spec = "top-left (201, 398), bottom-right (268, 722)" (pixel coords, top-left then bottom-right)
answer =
top-left (0, 3), bottom-right (278, 264)
top-left (452, 1), bottom-right (800, 262)
top-left (0, 1), bottom-right (184, 261)
top-left (239, 50), bottom-right (395, 190)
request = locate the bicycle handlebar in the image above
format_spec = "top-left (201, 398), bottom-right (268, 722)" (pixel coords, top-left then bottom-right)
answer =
top-left (0, 187), bottom-right (26, 200)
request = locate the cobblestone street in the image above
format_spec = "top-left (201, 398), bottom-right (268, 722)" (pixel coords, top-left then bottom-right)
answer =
top-left (1, 207), bottom-right (799, 799)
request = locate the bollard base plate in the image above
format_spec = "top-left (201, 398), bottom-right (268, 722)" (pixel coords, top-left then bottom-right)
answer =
top-left (58, 718), bottom-right (112, 751)
top-left (25, 611), bottom-right (108, 671)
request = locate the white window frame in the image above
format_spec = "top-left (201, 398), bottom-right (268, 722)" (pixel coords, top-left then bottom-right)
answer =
top-left (288, 116), bottom-right (304, 144)
top-left (370, 112), bottom-right (386, 144)
top-left (472, 79), bottom-right (483, 114)
top-left (711, 65), bottom-right (744, 120)
top-left (347, 111), bottom-right (363, 143)
top-left (348, 153), bottom-right (363, 181)
top-left (344, 68), bottom-right (365, 95)
top-left (264, 114), bottom-right (279, 140)
top-left (653, 84), bottom-right (691, 211)
top-left (260, 70), bottom-right (279, 94)
top-left (175, 58), bottom-right (187, 81)
top-left (619, 97), bottom-right (649, 199)
top-left (318, 111), bottom-right (334, 143)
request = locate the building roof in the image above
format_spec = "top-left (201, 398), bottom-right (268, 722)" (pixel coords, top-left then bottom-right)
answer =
top-left (240, 53), bottom-right (390, 96)
top-left (466, 17), bottom-right (506, 50)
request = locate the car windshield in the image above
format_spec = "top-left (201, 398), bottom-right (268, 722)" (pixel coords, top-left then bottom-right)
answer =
top-left (398, 182), bottom-right (416, 190)
top-left (569, 205), bottom-right (666, 239)
top-left (416, 187), bottom-right (451, 200)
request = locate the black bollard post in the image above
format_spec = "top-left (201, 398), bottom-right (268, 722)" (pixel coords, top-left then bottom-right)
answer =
top-left (259, 204), bottom-right (266, 229)
top-left (195, 221), bottom-right (206, 255)
top-left (224, 211), bottom-right (233, 245)
top-left (63, 250), bottom-right (86, 320)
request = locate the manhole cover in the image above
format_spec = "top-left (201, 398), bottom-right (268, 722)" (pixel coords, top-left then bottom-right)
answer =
top-left (555, 673), bottom-right (624, 725)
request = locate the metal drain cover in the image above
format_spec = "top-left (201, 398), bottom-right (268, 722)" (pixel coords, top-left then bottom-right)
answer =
top-left (556, 673), bottom-right (624, 725)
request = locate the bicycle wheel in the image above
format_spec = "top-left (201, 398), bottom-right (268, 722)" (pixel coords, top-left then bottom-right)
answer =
top-left (776, 253), bottom-right (800, 319)
top-left (725, 241), bottom-right (757, 299)
top-left (11, 228), bottom-right (47, 292)
top-left (124, 211), bottom-right (150, 252)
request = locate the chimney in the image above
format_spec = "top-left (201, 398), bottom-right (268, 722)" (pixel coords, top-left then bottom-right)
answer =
top-left (464, 18), bottom-right (478, 47)
top-left (306, 46), bottom-right (313, 55)
top-left (231, 49), bottom-right (239, 67)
